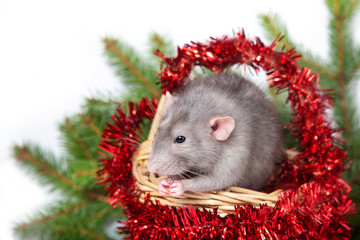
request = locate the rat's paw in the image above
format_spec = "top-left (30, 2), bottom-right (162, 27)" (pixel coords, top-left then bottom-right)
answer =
top-left (168, 180), bottom-right (184, 197)
top-left (158, 178), bottom-right (173, 195)
top-left (158, 178), bottom-right (184, 197)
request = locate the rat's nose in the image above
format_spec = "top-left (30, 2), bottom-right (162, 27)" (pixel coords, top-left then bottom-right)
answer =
top-left (147, 162), bottom-right (159, 173)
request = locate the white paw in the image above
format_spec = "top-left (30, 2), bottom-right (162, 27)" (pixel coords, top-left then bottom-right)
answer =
top-left (158, 178), bottom-right (184, 197)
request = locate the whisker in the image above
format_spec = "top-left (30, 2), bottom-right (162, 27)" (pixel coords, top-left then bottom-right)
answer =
top-left (144, 103), bottom-right (156, 120)
top-left (127, 137), bottom-right (151, 149)
top-left (114, 128), bottom-right (146, 144)
top-left (146, 97), bottom-right (158, 116)
top-left (177, 166), bottom-right (204, 178)
top-left (181, 172), bottom-right (193, 180)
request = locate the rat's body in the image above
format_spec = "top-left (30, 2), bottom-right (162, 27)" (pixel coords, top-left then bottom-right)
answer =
top-left (148, 73), bottom-right (283, 197)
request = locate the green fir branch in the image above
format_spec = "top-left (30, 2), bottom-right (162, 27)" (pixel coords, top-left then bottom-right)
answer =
top-left (260, 1), bottom-right (360, 238)
top-left (14, 145), bottom-right (108, 202)
top-left (85, 97), bottom-right (120, 106)
top-left (326, 0), bottom-right (360, 140)
top-left (59, 113), bottom-right (105, 169)
top-left (343, 0), bottom-right (360, 17)
top-left (58, 108), bottom-right (113, 187)
top-left (148, 32), bottom-right (175, 57)
top-left (259, 13), bottom-right (336, 80)
top-left (14, 144), bottom-right (72, 191)
top-left (57, 227), bottom-right (108, 240)
top-left (80, 114), bottom-right (103, 138)
top-left (13, 143), bottom-right (118, 239)
top-left (103, 37), bottom-right (161, 101)
top-left (13, 95), bottom-right (119, 239)
top-left (15, 200), bottom-right (90, 232)
top-left (64, 117), bottom-right (94, 160)
top-left (259, 5), bottom-right (360, 142)
top-left (83, 96), bottom-right (119, 127)
top-left (147, 32), bottom-right (176, 70)
top-left (326, 0), bottom-right (360, 84)
top-left (352, 58), bottom-right (360, 77)
top-left (15, 199), bottom-right (118, 240)
top-left (13, 32), bottom-right (173, 239)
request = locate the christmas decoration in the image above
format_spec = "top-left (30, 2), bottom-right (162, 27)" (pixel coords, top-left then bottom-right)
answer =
top-left (259, 1), bottom-right (360, 237)
top-left (12, 33), bottom-right (170, 239)
top-left (98, 31), bottom-right (355, 239)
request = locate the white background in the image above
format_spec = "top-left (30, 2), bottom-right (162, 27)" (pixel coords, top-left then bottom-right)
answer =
top-left (0, 1), bottom-right (359, 239)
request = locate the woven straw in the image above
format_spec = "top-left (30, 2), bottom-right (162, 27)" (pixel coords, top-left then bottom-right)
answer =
top-left (132, 95), bottom-right (285, 215)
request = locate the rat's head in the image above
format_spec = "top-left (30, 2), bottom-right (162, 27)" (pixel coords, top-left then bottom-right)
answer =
top-left (148, 92), bottom-right (235, 178)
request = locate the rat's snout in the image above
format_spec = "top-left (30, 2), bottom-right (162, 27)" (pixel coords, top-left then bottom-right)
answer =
top-left (147, 161), bottom-right (159, 173)
top-left (147, 154), bottom-right (160, 173)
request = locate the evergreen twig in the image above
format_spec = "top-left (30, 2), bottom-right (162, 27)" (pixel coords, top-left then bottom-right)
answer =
top-left (15, 200), bottom-right (90, 230)
top-left (260, 14), bottom-right (336, 79)
top-left (152, 33), bottom-right (167, 52)
top-left (333, 0), bottom-right (352, 136)
top-left (81, 114), bottom-right (103, 137)
top-left (65, 118), bottom-right (94, 160)
top-left (14, 145), bottom-right (108, 202)
top-left (57, 228), bottom-right (107, 240)
top-left (73, 169), bottom-right (98, 177)
top-left (85, 98), bottom-right (120, 106)
top-left (148, 32), bottom-right (175, 63)
top-left (104, 38), bottom-right (161, 99)
top-left (12, 32), bottom-right (173, 239)
top-left (352, 61), bottom-right (360, 76)
top-left (15, 145), bottom-right (74, 187)
top-left (260, 1), bottom-right (360, 238)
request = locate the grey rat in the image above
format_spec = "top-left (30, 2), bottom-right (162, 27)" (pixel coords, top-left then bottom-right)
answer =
top-left (147, 73), bottom-right (283, 197)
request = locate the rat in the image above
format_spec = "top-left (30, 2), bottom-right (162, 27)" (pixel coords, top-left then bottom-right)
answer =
top-left (147, 73), bottom-right (283, 197)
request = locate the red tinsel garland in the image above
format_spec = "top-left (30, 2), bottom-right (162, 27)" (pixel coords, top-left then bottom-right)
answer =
top-left (98, 31), bottom-right (355, 239)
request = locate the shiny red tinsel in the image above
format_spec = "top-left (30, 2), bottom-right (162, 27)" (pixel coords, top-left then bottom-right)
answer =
top-left (98, 31), bottom-right (354, 239)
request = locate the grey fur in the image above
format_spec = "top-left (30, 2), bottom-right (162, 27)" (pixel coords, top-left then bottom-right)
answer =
top-left (148, 73), bottom-right (283, 193)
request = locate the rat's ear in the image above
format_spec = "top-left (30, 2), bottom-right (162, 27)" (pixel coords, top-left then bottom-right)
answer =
top-left (209, 116), bottom-right (235, 141)
top-left (162, 91), bottom-right (176, 114)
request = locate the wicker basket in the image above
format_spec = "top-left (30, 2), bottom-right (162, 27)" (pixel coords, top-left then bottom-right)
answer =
top-left (132, 95), bottom-right (286, 215)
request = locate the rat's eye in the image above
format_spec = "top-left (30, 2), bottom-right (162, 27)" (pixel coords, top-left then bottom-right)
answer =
top-left (174, 136), bottom-right (186, 143)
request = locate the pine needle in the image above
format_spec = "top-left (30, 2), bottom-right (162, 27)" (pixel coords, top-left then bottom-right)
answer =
top-left (103, 37), bottom-right (161, 100)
